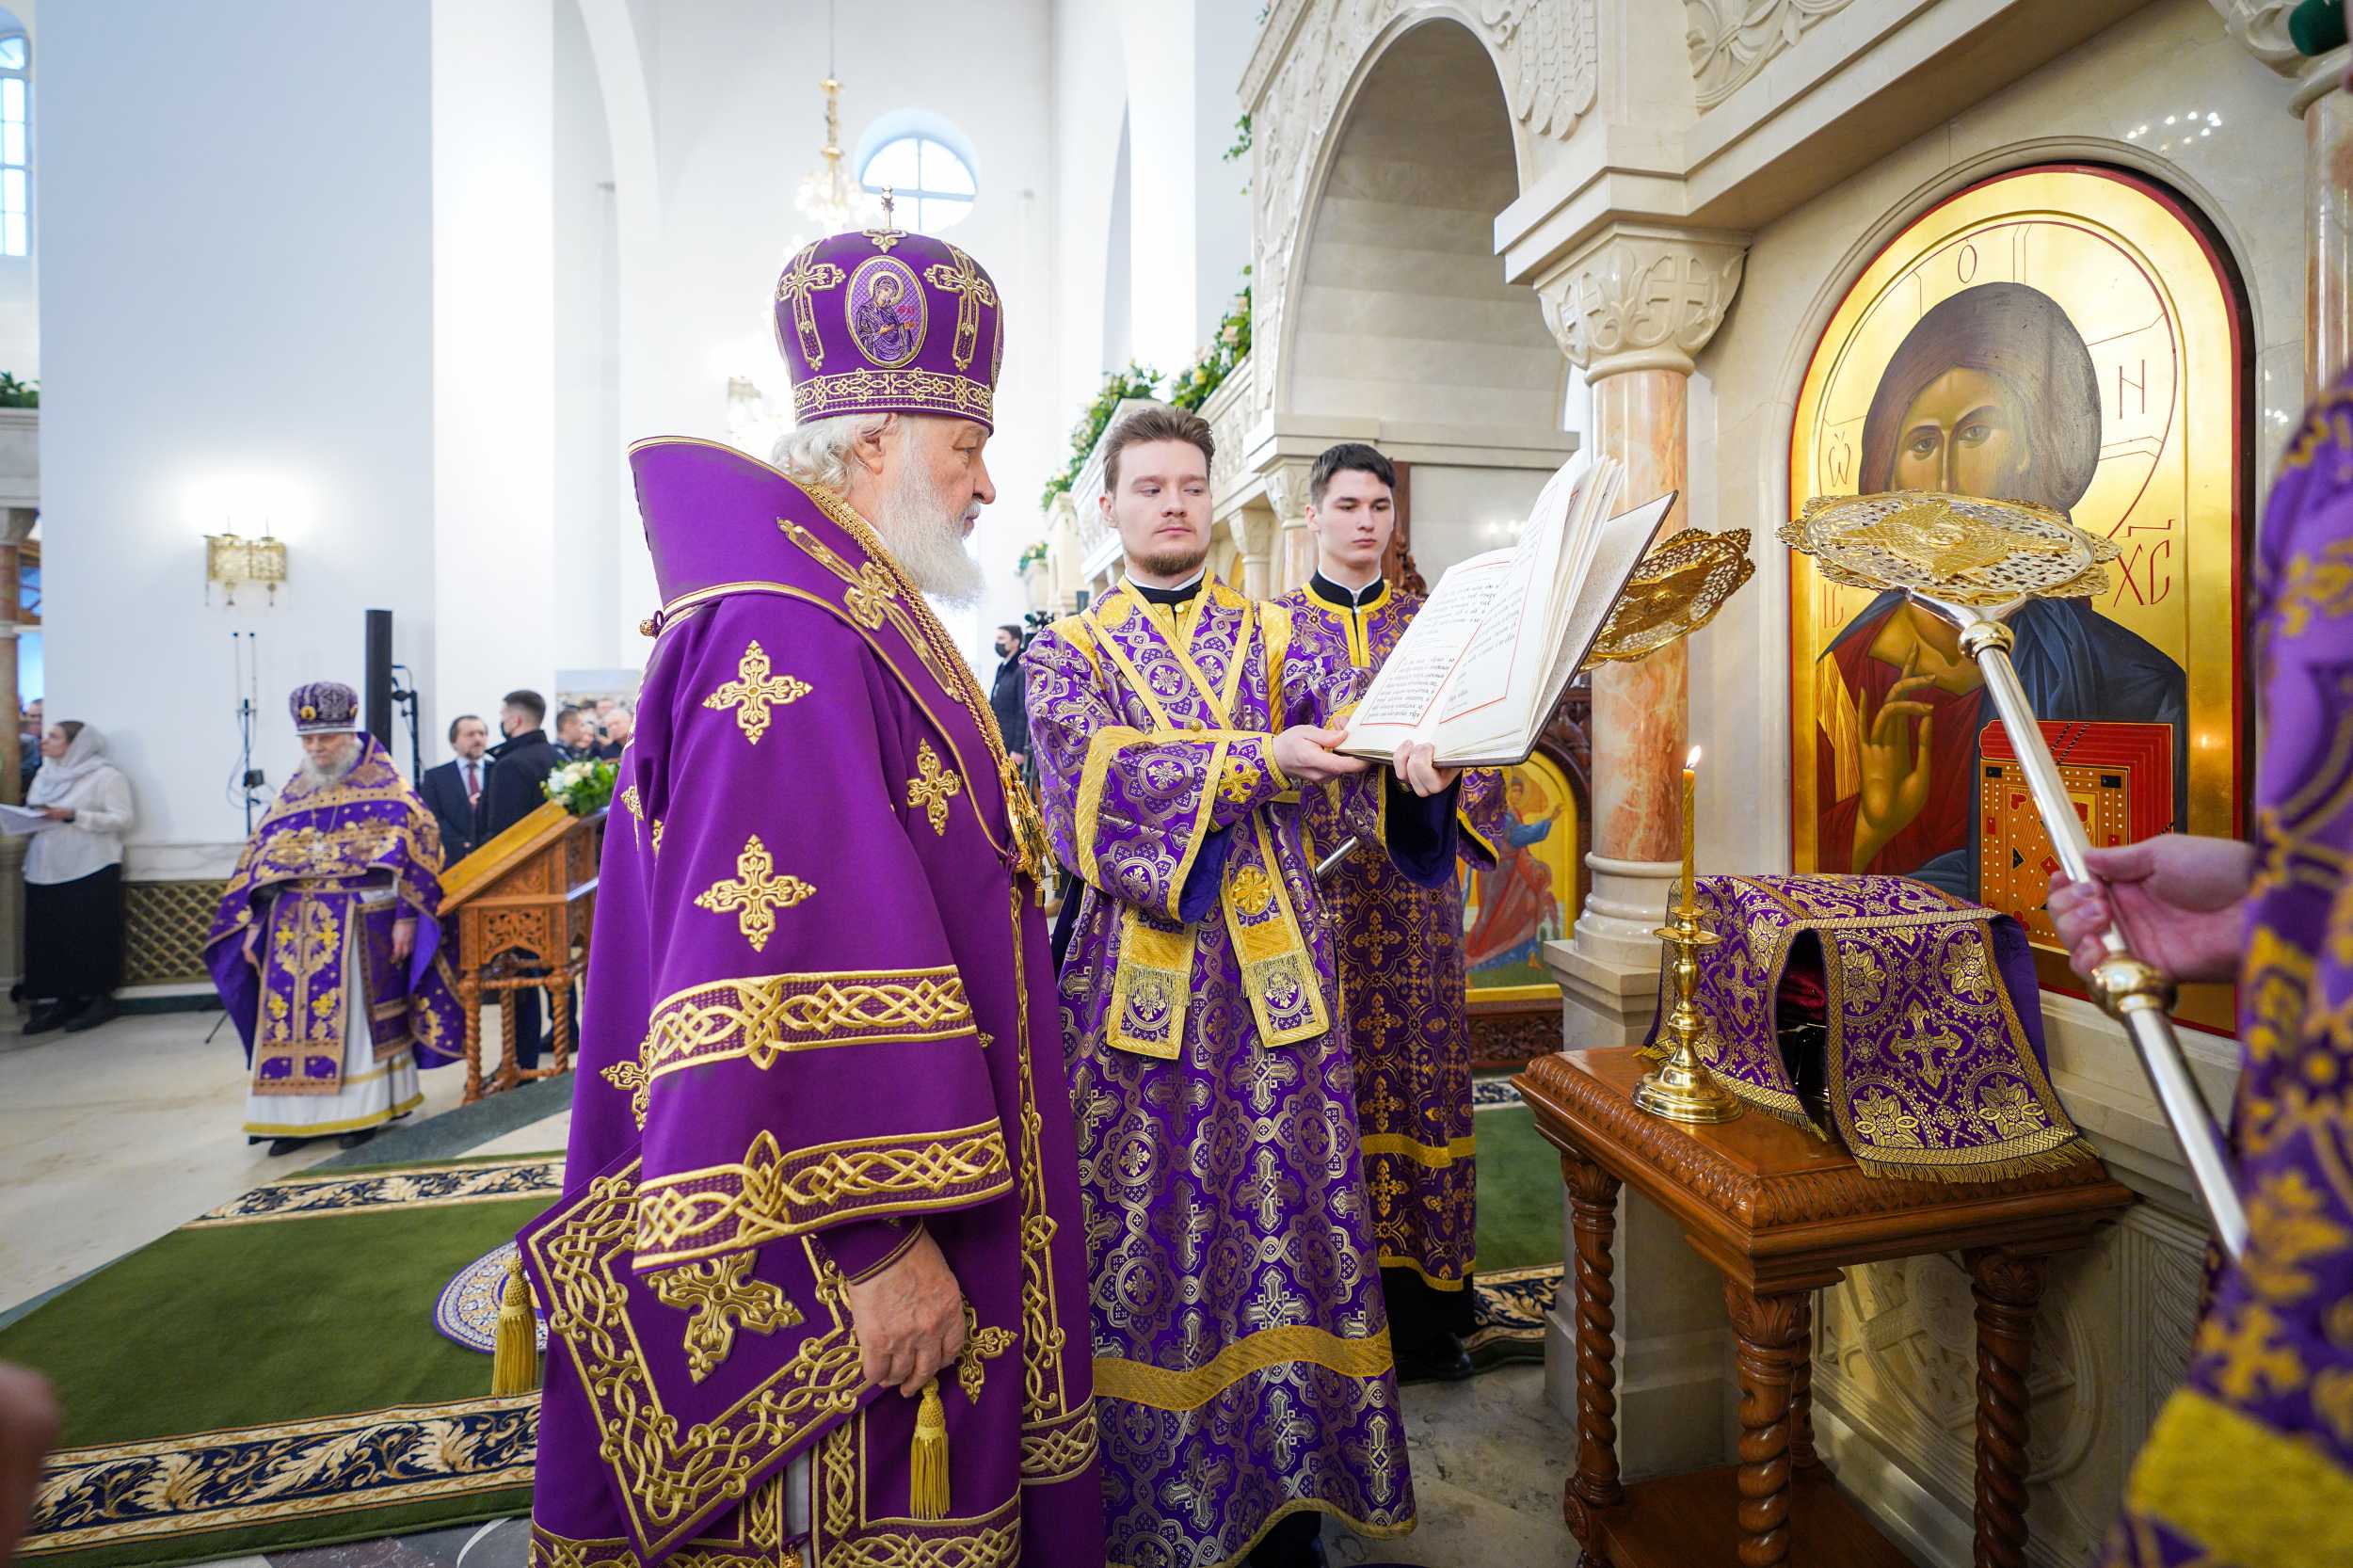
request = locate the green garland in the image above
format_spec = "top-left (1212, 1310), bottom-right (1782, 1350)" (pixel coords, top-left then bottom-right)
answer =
top-left (1037, 361), bottom-right (1160, 512)
top-left (1168, 276), bottom-right (1252, 414)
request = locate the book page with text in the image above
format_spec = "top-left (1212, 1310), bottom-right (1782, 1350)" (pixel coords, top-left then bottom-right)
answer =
top-left (1337, 550), bottom-right (1515, 756)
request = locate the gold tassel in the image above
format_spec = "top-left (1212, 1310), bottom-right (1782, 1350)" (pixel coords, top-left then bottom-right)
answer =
top-left (908, 1380), bottom-right (949, 1520)
top-left (492, 1251), bottom-right (540, 1396)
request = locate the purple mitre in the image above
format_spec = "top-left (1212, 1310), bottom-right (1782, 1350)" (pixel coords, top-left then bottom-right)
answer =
top-left (290, 680), bottom-right (360, 733)
top-left (773, 224), bottom-right (1003, 430)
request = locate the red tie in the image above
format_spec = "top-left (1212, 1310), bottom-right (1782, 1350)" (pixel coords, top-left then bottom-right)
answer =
top-left (465, 760), bottom-right (480, 806)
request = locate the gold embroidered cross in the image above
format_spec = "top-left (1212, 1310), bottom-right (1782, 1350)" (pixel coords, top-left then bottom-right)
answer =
top-left (618, 784), bottom-right (645, 846)
top-left (649, 1253), bottom-right (805, 1383)
top-left (601, 1056), bottom-right (650, 1129)
top-left (694, 835), bottom-right (814, 952)
top-left (954, 1303), bottom-right (1016, 1403)
top-left (906, 740), bottom-right (962, 835)
top-left (1218, 759), bottom-right (1263, 807)
top-left (704, 640), bottom-right (812, 745)
top-left (923, 242), bottom-right (997, 371)
top-left (776, 244), bottom-right (847, 370)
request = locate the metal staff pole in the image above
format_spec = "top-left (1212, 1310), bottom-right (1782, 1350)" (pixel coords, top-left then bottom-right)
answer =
top-left (1927, 593), bottom-right (2249, 1259)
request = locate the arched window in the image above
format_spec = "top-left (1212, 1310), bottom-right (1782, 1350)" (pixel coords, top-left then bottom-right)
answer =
top-left (0, 29), bottom-right (26, 258)
top-left (858, 134), bottom-right (974, 233)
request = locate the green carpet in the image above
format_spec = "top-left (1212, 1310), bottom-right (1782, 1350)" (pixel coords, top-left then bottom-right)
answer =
top-left (7, 1155), bottom-right (558, 1568)
top-left (1465, 1079), bottom-right (1564, 1367)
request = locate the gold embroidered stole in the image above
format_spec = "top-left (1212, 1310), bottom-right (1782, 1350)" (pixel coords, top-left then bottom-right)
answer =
top-left (1088, 582), bottom-right (1329, 1058)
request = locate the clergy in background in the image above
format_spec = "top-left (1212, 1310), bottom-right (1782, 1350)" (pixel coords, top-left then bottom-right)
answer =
top-left (203, 682), bottom-right (462, 1157)
top-left (520, 224), bottom-right (1102, 1568)
top-left (1025, 406), bottom-right (1463, 1568)
top-left (1278, 442), bottom-right (1503, 1384)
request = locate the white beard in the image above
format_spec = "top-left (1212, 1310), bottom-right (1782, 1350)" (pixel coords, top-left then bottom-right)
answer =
top-left (868, 458), bottom-right (986, 606)
top-left (298, 738), bottom-right (363, 788)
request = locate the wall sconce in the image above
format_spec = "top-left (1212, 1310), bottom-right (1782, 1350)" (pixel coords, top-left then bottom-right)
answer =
top-left (205, 531), bottom-right (287, 607)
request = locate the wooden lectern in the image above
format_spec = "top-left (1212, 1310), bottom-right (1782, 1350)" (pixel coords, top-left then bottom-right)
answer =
top-left (437, 800), bottom-right (603, 1102)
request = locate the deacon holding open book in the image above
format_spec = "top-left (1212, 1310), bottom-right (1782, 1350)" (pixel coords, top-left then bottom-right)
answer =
top-left (1277, 442), bottom-right (1506, 1384)
top-left (1023, 407), bottom-right (1465, 1567)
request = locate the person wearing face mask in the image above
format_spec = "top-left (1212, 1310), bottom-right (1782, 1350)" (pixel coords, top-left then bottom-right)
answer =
top-left (987, 622), bottom-right (1029, 769)
top-left (22, 720), bottom-right (135, 1034)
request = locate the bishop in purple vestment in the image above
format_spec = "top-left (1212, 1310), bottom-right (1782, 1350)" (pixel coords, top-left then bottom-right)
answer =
top-left (520, 224), bottom-right (1102, 1568)
top-left (203, 684), bottom-right (462, 1157)
top-left (1025, 408), bottom-right (1465, 1568)
top-left (1275, 442), bottom-right (1503, 1382)
top-left (2054, 369), bottom-right (2353, 1564)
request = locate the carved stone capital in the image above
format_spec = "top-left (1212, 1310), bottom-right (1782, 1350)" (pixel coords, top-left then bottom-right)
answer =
top-left (1539, 224), bottom-right (1750, 379)
top-left (1258, 457), bottom-right (1317, 524)
top-left (1225, 508), bottom-right (1275, 561)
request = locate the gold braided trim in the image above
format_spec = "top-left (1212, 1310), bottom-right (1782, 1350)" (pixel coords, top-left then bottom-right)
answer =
top-left (640, 968), bottom-right (976, 1090)
top-left (1378, 1253), bottom-right (1472, 1290)
top-left (1360, 1131), bottom-right (1477, 1170)
top-left (1018, 1405), bottom-right (1098, 1485)
top-left (528, 1474), bottom-right (795, 1568)
top-left (1092, 1323), bottom-right (1393, 1413)
top-left (792, 366), bottom-right (993, 423)
top-left (635, 1123), bottom-right (1013, 1271)
top-left (1075, 727), bottom-right (1153, 890)
top-left (2124, 1390), bottom-right (2353, 1567)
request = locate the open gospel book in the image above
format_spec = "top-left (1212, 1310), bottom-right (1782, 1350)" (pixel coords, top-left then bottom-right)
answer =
top-left (1336, 454), bottom-right (1677, 767)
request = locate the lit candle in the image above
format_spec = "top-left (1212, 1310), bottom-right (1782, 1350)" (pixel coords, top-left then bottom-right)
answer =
top-left (1680, 746), bottom-right (1701, 914)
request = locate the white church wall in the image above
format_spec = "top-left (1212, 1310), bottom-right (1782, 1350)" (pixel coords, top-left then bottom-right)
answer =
top-left (626, 0), bottom-right (1054, 659)
top-left (40, 0), bottom-right (436, 849)
top-left (0, 1), bottom-right (38, 387)
top-left (432, 0), bottom-right (559, 748)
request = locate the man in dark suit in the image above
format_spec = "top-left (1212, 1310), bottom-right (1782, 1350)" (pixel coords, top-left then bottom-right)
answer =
top-left (989, 623), bottom-right (1029, 766)
top-left (420, 713), bottom-right (490, 865)
top-left (482, 689), bottom-right (567, 1071)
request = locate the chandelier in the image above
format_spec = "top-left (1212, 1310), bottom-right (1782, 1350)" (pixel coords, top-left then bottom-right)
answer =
top-left (791, 5), bottom-right (870, 233)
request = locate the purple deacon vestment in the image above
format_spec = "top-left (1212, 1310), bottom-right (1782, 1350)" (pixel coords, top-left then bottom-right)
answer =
top-left (2102, 382), bottom-right (2353, 1563)
top-left (1025, 577), bottom-right (1463, 1565)
top-left (203, 735), bottom-right (462, 1087)
top-left (1278, 579), bottom-right (1502, 1313)
top-left (520, 439), bottom-right (1100, 1568)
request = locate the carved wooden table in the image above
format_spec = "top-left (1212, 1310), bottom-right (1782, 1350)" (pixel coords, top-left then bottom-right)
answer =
top-left (437, 801), bottom-right (603, 1102)
top-left (1514, 1047), bottom-right (2135, 1568)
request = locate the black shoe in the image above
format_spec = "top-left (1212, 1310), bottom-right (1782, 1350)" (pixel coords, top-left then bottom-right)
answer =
top-left (337, 1128), bottom-right (378, 1151)
top-left (23, 1001), bottom-right (69, 1036)
top-left (267, 1136), bottom-right (317, 1157)
top-left (1247, 1514), bottom-right (1327, 1568)
top-left (1395, 1334), bottom-right (1476, 1385)
top-left (62, 998), bottom-right (119, 1033)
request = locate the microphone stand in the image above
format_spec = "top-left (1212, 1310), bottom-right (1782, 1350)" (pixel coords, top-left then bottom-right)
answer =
top-left (389, 664), bottom-right (424, 785)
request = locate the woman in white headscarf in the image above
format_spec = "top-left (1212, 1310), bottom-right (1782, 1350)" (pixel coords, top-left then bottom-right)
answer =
top-left (24, 721), bottom-right (134, 1033)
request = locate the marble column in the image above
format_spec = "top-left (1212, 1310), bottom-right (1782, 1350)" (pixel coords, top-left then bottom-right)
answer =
top-left (1226, 505), bottom-right (1277, 600)
top-left (2298, 47), bottom-right (2353, 395)
top-left (1533, 225), bottom-right (1750, 1480)
top-left (1258, 458), bottom-right (1316, 597)
top-left (1538, 225), bottom-right (1748, 1015)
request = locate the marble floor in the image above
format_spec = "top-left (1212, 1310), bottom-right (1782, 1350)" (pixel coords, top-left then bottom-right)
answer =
top-left (3, 1004), bottom-right (1579, 1568)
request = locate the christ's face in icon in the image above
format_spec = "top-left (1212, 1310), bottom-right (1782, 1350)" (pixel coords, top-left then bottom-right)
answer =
top-left (1890, 368), bottom-right (2025, 498)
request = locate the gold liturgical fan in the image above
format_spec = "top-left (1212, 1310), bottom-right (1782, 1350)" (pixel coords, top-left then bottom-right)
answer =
top-left (1783, 490), bottom-right (2248, 1257)
top-left (1588, 527), bottom-right (1756, 664)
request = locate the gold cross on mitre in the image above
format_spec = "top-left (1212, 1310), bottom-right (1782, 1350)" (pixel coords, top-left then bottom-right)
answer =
top-left (864, 185), bottom-right (904, 253)
top-left (703, 639), bottom-right (812, 745)
top-left (924, 241), bottom-right (996, 371)
top-left (776, 243), bottom-right (846, 368)
top-left (695, 835), bottom-right (814, 952)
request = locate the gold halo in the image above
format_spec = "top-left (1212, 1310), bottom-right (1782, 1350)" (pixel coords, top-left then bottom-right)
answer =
top-left (1779, 490), bottom-right (2116, 607)
top-left (1588, 528), bottom-right (1756, 664)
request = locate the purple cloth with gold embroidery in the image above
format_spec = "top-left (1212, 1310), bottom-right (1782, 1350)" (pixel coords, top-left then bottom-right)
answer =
top-left (520, 438), bottom-right (1100, 1568)
top-left (772, 226), bottom-right (1002, 431)
top-left (1657, 873), bottom-right (2090, 1182)
top-left (1025, 579), bottom-right (1462, 1562)
top-left (202, 734), bottom-right (461, 1083)
top-left (1280, 579), bottom-right (1503, 1308)
top-left (2102, 382), bottom-right (2353, 1565)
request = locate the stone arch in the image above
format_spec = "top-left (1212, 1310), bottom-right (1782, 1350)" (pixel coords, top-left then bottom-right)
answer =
top-left (1277, 17), bottom-right (1559, 432)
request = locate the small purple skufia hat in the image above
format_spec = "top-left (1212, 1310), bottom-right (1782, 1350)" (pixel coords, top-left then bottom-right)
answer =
top-left (774, 221), bottom-right (1004, 431)
top-left (290, 680), bottom-right (360, 734)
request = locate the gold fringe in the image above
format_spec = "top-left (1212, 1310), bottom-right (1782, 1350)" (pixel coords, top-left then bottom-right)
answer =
top-left (492, 1252), bottom-right (540, 1396)
top-left (908, 1380), bottom-right (949, 1520)
top-left (1853, 1137), bottom-right (2100, 1184)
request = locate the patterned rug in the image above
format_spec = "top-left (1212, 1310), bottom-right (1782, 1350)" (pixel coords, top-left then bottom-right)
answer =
top-left (6, 1156), bottom-right (557, 1568)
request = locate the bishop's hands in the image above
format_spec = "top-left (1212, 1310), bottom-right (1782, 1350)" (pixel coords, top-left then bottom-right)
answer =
top-left (392, 918), bottom-right (416, 965)
top-left (843, 1228), bottom-right (968, 1397)
top-left (2045, 835), bottom-right (2255, 986)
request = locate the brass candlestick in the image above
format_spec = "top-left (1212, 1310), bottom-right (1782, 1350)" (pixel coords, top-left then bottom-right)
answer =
top-left (1633, 894), bottom-right (1742, 1124)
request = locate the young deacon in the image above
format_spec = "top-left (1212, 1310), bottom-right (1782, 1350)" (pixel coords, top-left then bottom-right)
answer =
top-left (1277, 442), bottom-right (1504, 1383)
top-left (1025, 407), bottom-right (1464, 1568)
